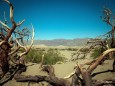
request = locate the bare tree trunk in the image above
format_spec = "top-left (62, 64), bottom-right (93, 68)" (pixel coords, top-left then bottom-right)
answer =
top-left (15, 75), bottom-right (70, 86)
top-left (81, 71), bottom-right (93, 86)
top-left (0, 44), bottom-right (10, 76)
top-left (12, 63), bottom-right (70, 86)
top-left (71, 74), bottom-right (79, 86)
top-left (113, 60), bottom-right (115, 72)
top-left (111, 26), bottom-right (115, 48)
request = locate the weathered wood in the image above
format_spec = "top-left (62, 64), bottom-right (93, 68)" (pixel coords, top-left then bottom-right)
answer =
top-left (87, 48), bottom-right (115, 73)
top-left (0, 0), bottom-right (34, 77)
top-left (77, 64), bottom-right (93, 86)
top-left (0, 43), bottom-right (10, 76)
top-left (0, 66), bottom-right (19, 85)
top-left (42, 65), bottom-right (55, 76)
top-left (92, 69), bottom-right (113, 77)
top-left (14, 75), bottom-right (70, 86)
top-left (71, 74), bottom-right (80, 86)
top-left (11, 63), bottom-right (70, 86)
top-left (113, 60), bottom-right (115, 72)
top-left (94, 78), bottom-right (115, 86)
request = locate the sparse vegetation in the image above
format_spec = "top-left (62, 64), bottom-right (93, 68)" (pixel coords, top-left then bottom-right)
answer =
top-left (1, 0), bottom-right (115, 86)
top-left (25, 48), bottom-right (66, 65)
top-left (80, 48), bottom-right (89, 52)
top-left (66, 48), bottom-right (78, 51)
top-left (91, 47), bottom-right (103, 59)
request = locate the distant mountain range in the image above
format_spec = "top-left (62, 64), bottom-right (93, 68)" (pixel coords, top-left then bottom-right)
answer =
top-left (32, 38), bottom-right (90, 46)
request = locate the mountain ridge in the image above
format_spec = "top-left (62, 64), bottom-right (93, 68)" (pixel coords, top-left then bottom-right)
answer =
top-left (32, 38), bottom-right (90, 46)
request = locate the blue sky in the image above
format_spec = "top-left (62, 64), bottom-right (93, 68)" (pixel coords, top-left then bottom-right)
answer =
top-left (0, 0), bottom-right (115, 40)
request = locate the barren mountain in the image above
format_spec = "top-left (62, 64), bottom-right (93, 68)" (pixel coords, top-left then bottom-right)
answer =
top-left (33, 38), bottom-right (90, 46)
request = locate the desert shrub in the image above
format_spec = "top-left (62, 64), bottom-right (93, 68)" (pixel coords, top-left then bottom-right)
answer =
top-left (66, 48), bottom-right (71, 51)
top-left (54, 48), bottom-right (58, 50)
top-left (91, 47), bottom-right (103, 59)
top-left (40, 48), bottom-right (46, 51)
top-left (60, 48), bottom-right (66, 51)
top-left (66, 48), bottom-right (78, 51)
top-left (25, 49), bottom-right (66, 65)
top-left (80, 48), bottom-right (89, 52)
top-left (25, 49), bottom-right (43, 63)
top-left (43, 49), bottom-right (66, 65)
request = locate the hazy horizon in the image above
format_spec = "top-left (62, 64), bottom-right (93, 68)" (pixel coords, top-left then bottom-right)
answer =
top-left (0, 0), bottom-right (115, 40)
top-left (34, 37), bottom-right (92, 40)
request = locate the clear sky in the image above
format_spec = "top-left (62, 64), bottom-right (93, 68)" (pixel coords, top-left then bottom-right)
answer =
top-left (0, 0), bottom-right (115, 40)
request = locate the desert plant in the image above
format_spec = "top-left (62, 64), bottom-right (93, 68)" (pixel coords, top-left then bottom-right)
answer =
top-left (25, 49), bottom-right (66, 65)
top-left (80, 48), bottom-right (89, 52)
top-left (44, 49), bottom-right (66, 65)
top-left (24, 49), bottom-right (42, 63)
top-left (91, 47), bottom-right (103, 59)
top-left (66, 48), bottom-right (78, 51)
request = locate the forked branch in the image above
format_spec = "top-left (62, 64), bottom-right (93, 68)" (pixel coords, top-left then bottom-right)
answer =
top-left (16, 24), bottom-right (34, 58)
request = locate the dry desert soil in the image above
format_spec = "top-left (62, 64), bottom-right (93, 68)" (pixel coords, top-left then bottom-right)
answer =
top-left (3, 46), bottom-right (115, 86)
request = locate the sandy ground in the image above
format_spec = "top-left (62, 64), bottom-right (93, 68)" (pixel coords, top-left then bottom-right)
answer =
top-left (3, 49), bottom-right (115, 86)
